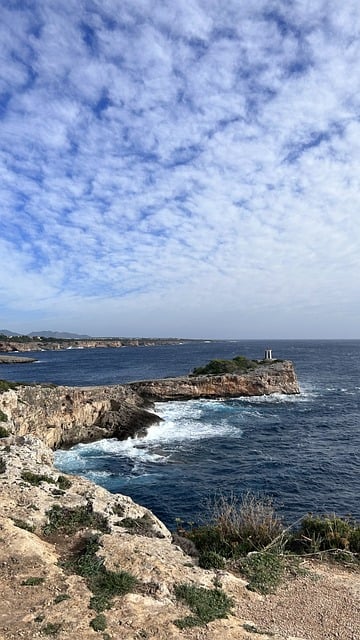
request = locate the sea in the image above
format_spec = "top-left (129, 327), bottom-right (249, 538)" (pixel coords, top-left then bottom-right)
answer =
top-left (1, 340), bottom-right (359, 529)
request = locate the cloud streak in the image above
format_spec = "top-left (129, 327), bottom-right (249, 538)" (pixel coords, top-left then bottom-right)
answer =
top-left (0, 0), bottom-right (359, 338)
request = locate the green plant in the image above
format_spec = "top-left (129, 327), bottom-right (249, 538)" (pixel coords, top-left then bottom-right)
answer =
top-left (119, 513), bottom-right (161, 538)
top-left (57, 475), bottom-right (72, 490)
top-left (43, 503), bottom-right (110, 536)
top-left (41, 622), bottom-right (62, 635)
top-left (182, 492), bottom-right (284, 566)
top-left (191, 355), bottom-right (257, 376)
top-left (237, 552), bottom-right (285, 594)
top-left (198, 551), bottom-right (225, 570)
top-left (21, 471), bottom-right (55, 487)
top-left (22, 576), bottom-right (45, 586)
top-left (174, 583), bottom-right (233, 628)
top-left (62, 534), bottom-right (138, 612)
top-left (0, 456), bottom-right (6, 473)
top-left (0, 380), bottom-right (18, 393)
top-left (0, 409), bottom-right (8, 422)
top-left (53, 593), bottom-right (70, 604)
top-left (0, 425), bottom-right (9, 438)
top-left (90, 614), bottom-right (107, 631)
top-left (291, 514), bottom-right (358, 553)
top-left (12, 518), bottom-right (35, 533)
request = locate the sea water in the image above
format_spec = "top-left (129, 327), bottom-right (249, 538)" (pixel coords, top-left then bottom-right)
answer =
top-left (1, 340), bottom-right (359, 528)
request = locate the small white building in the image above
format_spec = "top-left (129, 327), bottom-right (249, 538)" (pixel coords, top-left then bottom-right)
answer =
top-left (264, 348), bottom-right (273, 360)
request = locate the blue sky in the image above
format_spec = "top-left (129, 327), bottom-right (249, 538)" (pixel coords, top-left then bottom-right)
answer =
top-left (0, 0), bottom-right (359, 338)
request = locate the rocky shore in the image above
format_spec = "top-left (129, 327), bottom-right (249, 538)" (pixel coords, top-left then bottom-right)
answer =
top-left (0, 363), bottom-right (358, 640)
top-left (0, 355), bottom-right (37, 364)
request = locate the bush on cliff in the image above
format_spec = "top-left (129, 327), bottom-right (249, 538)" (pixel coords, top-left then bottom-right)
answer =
top-left (191, 355), bottom-right (257, 376)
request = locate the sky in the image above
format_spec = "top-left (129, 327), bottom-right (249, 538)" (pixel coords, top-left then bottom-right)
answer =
top-left (0, 0), bottom-right (360, 339)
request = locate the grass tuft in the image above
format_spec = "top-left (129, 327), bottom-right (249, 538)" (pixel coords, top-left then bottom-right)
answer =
top-left (174, 583), bottom-right (233, 628)
top-left (22, 576), bottom-right (45, 586)
top-left (21, 471), bottom-right (55, 486)
top-left (43, 503), bottom-right (110, 536)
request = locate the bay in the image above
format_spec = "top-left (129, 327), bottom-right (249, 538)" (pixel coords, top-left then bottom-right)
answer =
top-left (2, 340), bottom-right (359, 528)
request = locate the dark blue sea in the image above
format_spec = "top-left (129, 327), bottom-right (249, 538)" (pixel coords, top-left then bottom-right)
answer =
top-left (1, 340), bottom-right (359, 528)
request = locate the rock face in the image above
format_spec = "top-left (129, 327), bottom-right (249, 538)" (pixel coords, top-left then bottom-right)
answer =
top-left (0, 363), bottom-right (359, 640)
top-left (0, 362), bottom-right (299, 449)
top-left (0, 384), bottom-right (160, 449)
top-left (129, 361), bottom-right (300, 401)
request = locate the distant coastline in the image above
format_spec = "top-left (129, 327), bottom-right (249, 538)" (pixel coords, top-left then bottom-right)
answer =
top-left (0, 336), bottom-right (203, 354)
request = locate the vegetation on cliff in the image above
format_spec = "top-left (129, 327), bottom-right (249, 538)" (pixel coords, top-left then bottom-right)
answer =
top-left (191, 354), bottom-right (283, 376)
top-left (176, 492), bottom-right (360, 595)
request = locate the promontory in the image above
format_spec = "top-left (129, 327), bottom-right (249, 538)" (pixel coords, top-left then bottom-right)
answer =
top-left (1, 360), bottom-right (358, 640)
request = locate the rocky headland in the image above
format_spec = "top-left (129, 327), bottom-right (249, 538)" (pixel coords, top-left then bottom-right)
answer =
top-left (0, 362), bottom-right (359, 640)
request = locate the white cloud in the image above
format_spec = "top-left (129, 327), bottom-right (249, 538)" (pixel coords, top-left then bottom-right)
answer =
top-left (0, 0), bottom-right (359, 338)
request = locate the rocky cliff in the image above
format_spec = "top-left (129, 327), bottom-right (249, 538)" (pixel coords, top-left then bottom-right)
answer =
top-left (0, 362), bottom-right (299, 449)
top-left (0, 384), bottom-right (159, 449)
top-left (1, 364), bottom-right (357, 640)
top-left (129, 361), bottom-right (300, 401)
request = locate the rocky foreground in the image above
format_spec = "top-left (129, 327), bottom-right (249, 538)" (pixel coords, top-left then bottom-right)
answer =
top-left (0, 364), bottom-right (359, 640)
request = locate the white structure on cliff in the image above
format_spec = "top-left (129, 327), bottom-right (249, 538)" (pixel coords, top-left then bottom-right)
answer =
top-left (264, 348), bottom-right (273, 360)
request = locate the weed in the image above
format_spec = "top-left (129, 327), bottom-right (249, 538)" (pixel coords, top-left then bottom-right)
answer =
top-left (35, 614), bottom-right (45, 623)
top-left (22, 576), bottom-right (45, 586)
top-left (182, 492), bottom-right (284, 566)
top-left (53, 593), bottom-right (70, 604)
top-left (41, 622), bottom-right (62, 635)
top-left (198, 551), bottom-right (225, 570)
top-left (21, 471), bottom-right (55, 487)
top-left (0, 425), bottom-right (9, 438)
top-left (112, 503), bottom-right (125, 517)
top-left (43, 503), bottom-right (110, 536)
top-left (119, 513), bottom-right (162, 538)
top-left (174, 583), bottom-right (233, 628)
top-left (0, 456), bottom-right (6, 473)
top-left (12, 518), bottom-right (35, 533)
top-left (0, 409), bottom-right (8, 422)
top-left (62, 533), bottom-right (138, 612)
top-left (57, 475), bottom-right (72, 490)
top-left (90, 614), bottom-right (107, 631)
top-left (290, 513), bottom-right (359, 554)
top-left (0, 380), bottom-right (18, 393)
top-left (237, 552), bottom-right (285, 594)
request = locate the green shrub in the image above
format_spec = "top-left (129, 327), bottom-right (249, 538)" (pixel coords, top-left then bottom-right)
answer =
top-left (22, 576), bottom-right (45, 586)
top-left (118, 513), bottom-right (162, 538)
top-left (237, 552), bottom-right (285, 594)
top-left (198, 551), bottom-right (226, 570)
top-left (0, 409), bottom-right (8, 422)
top-left (21, 471), bottom-right (55, 486)
top-left (0, 425), bottom-right (9, 438)
top-left (90, 614), bottom-right (107, 631)
top-left (62, 533), bottom-right (138, 612)
top-left (182, 492), bottom-right (284, 565)
top-left (349, 527), bottom-right (360, 553)
top-left (41, 622), bottom-right (62, 635)
top-left (192, 355), bottom-right (257, 376)
top-left (12, 518), bottom-right (35, 533)
top-left (57, 475), bottom-right (72, 490)
top-left (291, 514), bottom-right (356, 553)
top-left (0, 380), bottom-right (18, 393)
top-left (43, 503), bottom-right (110, 536)
top-left (53, 593), bottom-right (70, 604)
top-left (174, 583), bottom-right (233, 628)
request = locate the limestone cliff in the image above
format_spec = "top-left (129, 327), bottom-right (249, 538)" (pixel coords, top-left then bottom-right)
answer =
top-left (0, 362), bottom-right (299, 449)
top-left (0, 364), bottom-right (359, 640)
top-left (129, 361), bottom-right (300, 401)
top-left (0, 384), bottom-right (159, 449)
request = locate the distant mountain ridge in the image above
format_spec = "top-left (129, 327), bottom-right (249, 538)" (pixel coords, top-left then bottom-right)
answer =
top-left (0, 329), bottom-right (92, 339)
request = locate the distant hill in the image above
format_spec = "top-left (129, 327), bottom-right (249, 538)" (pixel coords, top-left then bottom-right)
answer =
top-left (0, 329), bottom-right (92, 339)
top-left (28, 331), bottom-right (92, 339)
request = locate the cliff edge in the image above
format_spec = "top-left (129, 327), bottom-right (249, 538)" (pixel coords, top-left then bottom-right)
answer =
top-left (0, 364), bottom-right (358, 640)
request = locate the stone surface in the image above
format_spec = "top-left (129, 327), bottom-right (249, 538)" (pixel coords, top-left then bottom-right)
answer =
top-left (129, 361), bottom-right (300, 401)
